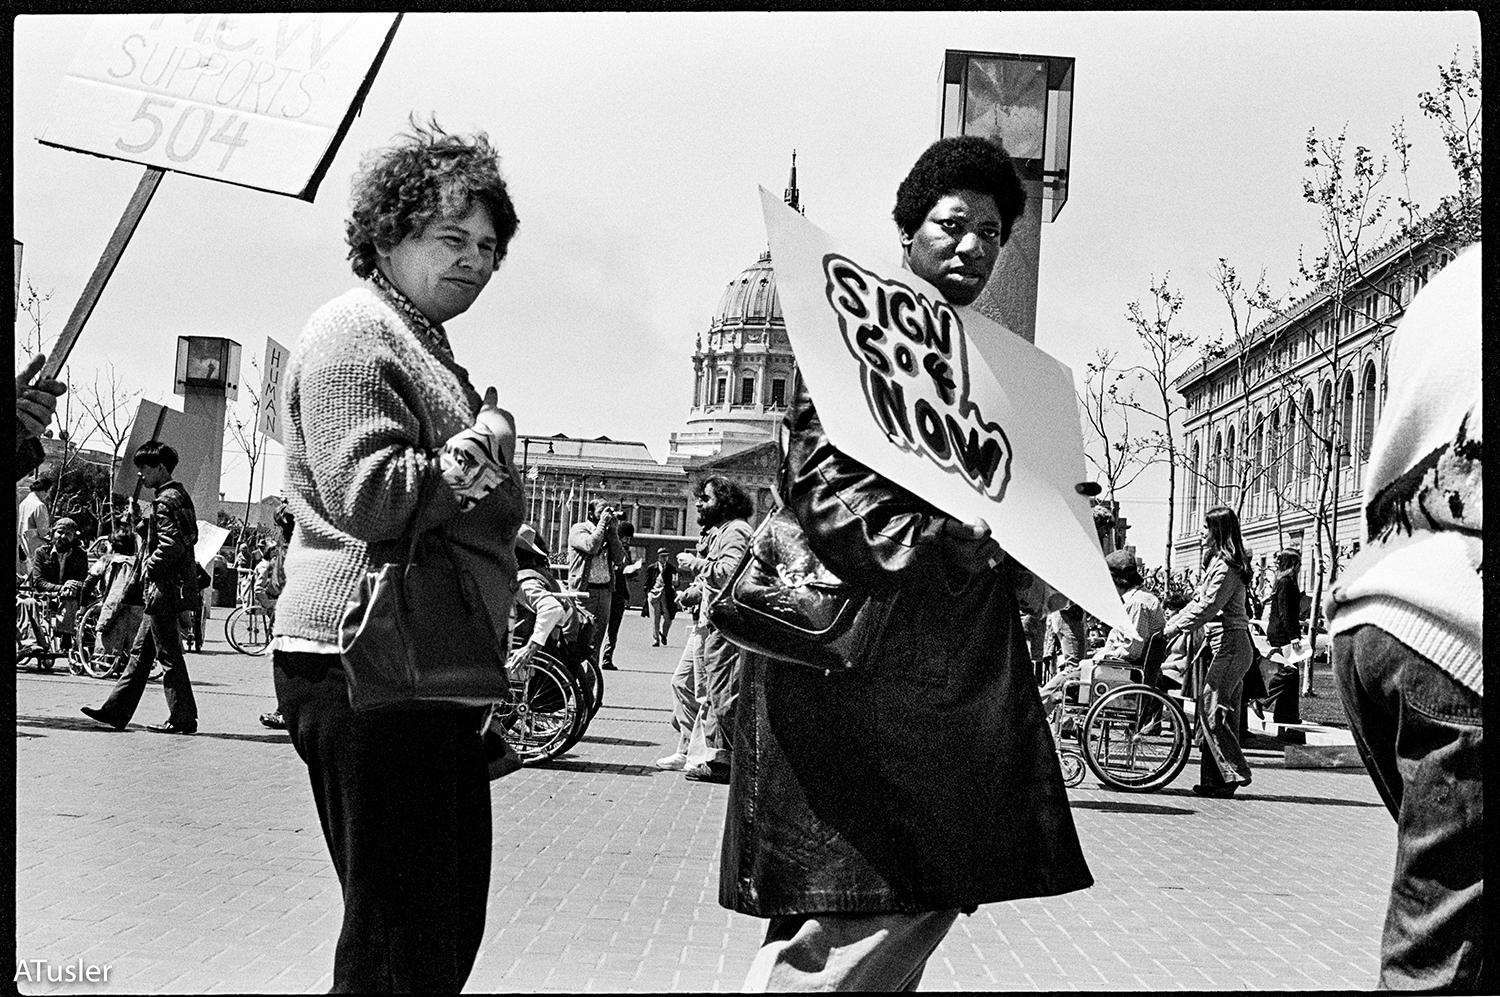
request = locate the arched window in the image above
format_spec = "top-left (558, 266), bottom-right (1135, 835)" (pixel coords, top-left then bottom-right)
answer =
top-left (1339, 373), bottom-right (1356, 467)
top-left (1188, 440), bottom-right (1201, 525)
top-left (1225, 425), bottom-right (1237, 509)
top-left (1300, 388), bottom-right (1315, 483)
top-left (1266, 409), bottom-right (1281, 512)
top-left (1360, 361), bottom-right (1378, 461)
top-left (1251, 416), bottom-right (1265, 519)
top-left (1211, 433), bottom-right (1223, 507)
top-left (1319, 380), bottom-right (1334, 471)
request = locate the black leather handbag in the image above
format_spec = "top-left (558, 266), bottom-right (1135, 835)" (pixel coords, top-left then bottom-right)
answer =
top-left (339, 506), bottom-right (512, 711)
top-left (707, 502), bottom-right (889, 674)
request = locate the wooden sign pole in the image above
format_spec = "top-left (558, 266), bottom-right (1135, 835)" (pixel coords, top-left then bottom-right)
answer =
top-left (40, 166), bottom-right (164, 381)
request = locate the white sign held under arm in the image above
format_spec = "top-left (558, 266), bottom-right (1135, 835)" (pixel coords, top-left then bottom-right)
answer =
top-left (760, 188), bottom-right (1130, 632)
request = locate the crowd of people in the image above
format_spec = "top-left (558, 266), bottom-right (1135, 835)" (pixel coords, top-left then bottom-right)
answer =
top-left (13, 118), bottom-right (1481, 993)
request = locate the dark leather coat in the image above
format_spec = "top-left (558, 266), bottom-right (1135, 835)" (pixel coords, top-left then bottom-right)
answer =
top-left (719, 387), bottom-right (1093, 916)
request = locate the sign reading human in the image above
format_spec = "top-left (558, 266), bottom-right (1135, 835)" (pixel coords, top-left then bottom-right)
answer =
top-left (37, 13), bottom-right (402, 200)
top-left (258, 337), bottom-right (290, 443)
top-left (761, 188), bottom-right (1129, 631)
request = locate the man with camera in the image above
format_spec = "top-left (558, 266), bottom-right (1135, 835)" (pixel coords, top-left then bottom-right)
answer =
top-left (569, 502), bottom-right (626, 673)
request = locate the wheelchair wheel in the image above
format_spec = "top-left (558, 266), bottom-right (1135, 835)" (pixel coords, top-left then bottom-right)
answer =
top-left (1059, 749), bottom-right (1087, 788)
top-left (495, 652), bottom-right (584, 764)
top-left (70, 601), bottom-right (109, 677)
top-left (1080, 683), bottom-right (1190, 793)
top-left (226, 606), bottom-right (273, 655)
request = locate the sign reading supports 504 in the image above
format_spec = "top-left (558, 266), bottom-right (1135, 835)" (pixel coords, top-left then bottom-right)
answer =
top-left (823, 253), bottom-right (1013, 502)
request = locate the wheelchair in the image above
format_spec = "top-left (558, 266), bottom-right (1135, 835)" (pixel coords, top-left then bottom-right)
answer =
top-left (16, 583), bottom-right (92, 674)
top-left (1048, 632), bottom-right (1191, 793)
top-left (488, 600), bottom-right (600, 766)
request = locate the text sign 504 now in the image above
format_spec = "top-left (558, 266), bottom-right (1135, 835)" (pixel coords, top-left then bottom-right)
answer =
top-left (760, 188), bottom-right (1130, 632)
top-left (38, 13), bottom-right (401, 200)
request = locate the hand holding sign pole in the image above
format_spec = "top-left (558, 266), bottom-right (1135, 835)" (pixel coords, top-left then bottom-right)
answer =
top-left (760, 188), bottom-right (1130, 632)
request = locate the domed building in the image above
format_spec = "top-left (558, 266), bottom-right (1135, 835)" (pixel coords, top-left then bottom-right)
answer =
top-left (669, 155), bottom-right (803, 461)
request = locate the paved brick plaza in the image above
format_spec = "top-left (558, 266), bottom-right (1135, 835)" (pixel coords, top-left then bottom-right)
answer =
top-left (15, 611), bottom-right (1394, 992)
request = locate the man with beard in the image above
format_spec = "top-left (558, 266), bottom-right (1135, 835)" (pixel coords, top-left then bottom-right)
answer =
top-left (25, 516), bottom-right (88, 652)
top-left (720, 136), bottom-right (1092, 990)
top-left (674, 476), bottom-right (754, 784)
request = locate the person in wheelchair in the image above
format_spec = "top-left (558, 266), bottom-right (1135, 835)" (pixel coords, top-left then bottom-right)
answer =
top-left (24, 517), bottom-right (89, 654)
top-left (1040, 550), bottom-right (1165, 711)
top-left (82, 528), bottom-right (146, 674)
top-left (509, 523), bottom-right (592, 683)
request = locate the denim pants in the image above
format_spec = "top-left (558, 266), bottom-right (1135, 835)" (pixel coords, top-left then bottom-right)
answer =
top-left (1333, 625), bottom-right (1486, 992)
top-left (1196, 626), bottom-right (1255, 786)
top-left (669, 626), bottom-right (706, 756)
top-left (742, 909), bottom-right (960, 991)
top-left (96, 609), bottom-right (198, 727)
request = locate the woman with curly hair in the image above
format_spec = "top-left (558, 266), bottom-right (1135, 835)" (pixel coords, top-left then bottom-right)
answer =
top-left (1163, 505), bottom-right (1255, 797)
top-left (271, 116), bottom-right (524, 991)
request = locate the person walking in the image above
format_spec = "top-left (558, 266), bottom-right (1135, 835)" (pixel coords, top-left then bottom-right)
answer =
top-left (81, 441), bottom-right (201, 734)
top-left (268, 117), bottom-right (524, 992)
top-left (1162, 505), bottom-right (1255, 797)
top-left (643, 548), bottom-right (677, 646)
top-left (721, 136), bottom-right (1092, 991)
top-left (568, 503), bottom-right (625, 673)
top-left (1327, 244), bottom-right (1482, 992)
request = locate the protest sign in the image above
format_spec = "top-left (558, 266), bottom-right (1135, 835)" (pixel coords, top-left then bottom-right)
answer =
top-left (759, 188), bottom-right (1130, 631)
top-left (38, 13), bottom-right (402, 200)
top-left (257, 337), bottom-right (290, 443)
top-left (111, 399), bottom-right (185, 500)
top-left (194, 521), bottom-right (230, 569)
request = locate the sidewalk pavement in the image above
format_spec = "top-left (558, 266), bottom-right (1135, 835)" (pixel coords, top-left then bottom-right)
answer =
top-left (15, 610), bottom-right (1397, 992)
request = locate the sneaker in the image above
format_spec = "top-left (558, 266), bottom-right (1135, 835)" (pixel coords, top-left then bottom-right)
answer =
top-left (654, 752), bottom-right (688, 771)
top-left (259, 711), bottom-right (286, 729)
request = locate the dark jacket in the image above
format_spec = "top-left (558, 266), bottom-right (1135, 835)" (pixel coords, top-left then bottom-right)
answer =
top-left (1265, 572), bottom-right (1302, 647)
top-left (643, 561), bottom-right (677, 619)
top-left (28, 542), bottom-right (88, 591)
top-left (143, 480), bottom-right (199, 615)
top-left (719, 387), bottom-right (1093, 916)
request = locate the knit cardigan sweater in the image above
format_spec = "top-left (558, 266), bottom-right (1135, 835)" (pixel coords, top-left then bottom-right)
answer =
top-left (273, 284), bottom-right (522, 650)
top-left (1326, 246), bottom-right (1481, 697)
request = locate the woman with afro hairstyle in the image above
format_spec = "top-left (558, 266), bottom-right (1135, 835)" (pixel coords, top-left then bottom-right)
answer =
top-left (271, 115), bottom-right (525, 991)
top-left (721, 136), bottom-right (1092, 991)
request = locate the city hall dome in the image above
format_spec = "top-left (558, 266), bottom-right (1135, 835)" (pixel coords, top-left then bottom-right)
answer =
top-left (710, 251), bottom-right (783, 331)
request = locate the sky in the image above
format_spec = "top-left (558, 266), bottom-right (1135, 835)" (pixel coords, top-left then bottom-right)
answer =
top-left (11, 10), bottom-right (1480, 566)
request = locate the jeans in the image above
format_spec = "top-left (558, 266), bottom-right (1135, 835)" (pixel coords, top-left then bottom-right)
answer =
top-left (742, 909), bottom-right (960, 991)
top-left (601, 587), bottom-right (628, 667)
top-left (1196, 626), bottom-right (1254, 786)
top-left (1333, 625), bottom-right (1486, 992)
top-left (669, 626), bottom-right (706, 756)
top-left (580, 586), bottom-right (612, 668)
top-left (649, 593), bottom-right (673, 644)
top-left (694, 625), bottom-right (742, 767)
top-left (96, 609), bottom-right (197, 727)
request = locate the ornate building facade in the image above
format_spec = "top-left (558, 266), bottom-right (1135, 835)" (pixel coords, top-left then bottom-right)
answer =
top-left (1170, 229), bottom-right (1459, 590)
top-left (517, 156), bottom-right (806, 562)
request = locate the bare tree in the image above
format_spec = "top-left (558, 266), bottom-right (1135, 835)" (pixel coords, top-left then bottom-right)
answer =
top-left (15, 280), bottom-right (55, 363)
top-left (1116, 274), bottom-right (1196, 571)
top-left (1078, 348), bottom-right (1153, 509)
top-left (224, 362), bottom-right (270, 554)
top-left (77, 361), bottom-right (140, 534)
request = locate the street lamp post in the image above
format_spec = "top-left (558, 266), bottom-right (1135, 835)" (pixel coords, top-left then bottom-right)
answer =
top-left (939, 49), bottom-right (1075, 344)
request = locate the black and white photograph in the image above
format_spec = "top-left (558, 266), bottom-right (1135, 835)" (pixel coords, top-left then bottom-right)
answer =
top-left (12, 10), bottom-right (1483, 993)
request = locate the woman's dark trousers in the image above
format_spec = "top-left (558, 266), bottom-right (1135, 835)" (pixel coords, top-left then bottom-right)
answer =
top-left (273, 651), bottom-right (491, 993)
